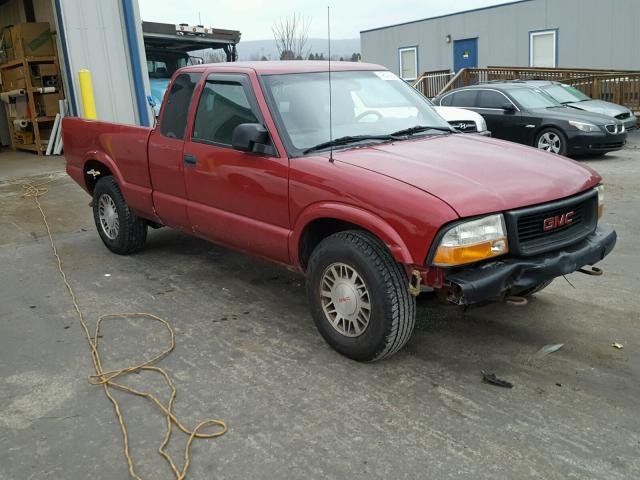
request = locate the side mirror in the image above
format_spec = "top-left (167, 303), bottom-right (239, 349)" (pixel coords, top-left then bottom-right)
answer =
top-left (502, 103), bottom-right (516, 113)
top-left (231, 123), bottom-right (271, 153)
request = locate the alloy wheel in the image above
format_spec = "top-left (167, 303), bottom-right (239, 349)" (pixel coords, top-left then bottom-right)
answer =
top-left (98, 193), bottom-right (120, 240)
top-left (320, 262), bottom-right (371, 337)
top-left (537, 131), bottom-right (562, 154)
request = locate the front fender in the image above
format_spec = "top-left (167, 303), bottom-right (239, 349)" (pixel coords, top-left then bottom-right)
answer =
top-left (290, 202), bottom-right (414, 268)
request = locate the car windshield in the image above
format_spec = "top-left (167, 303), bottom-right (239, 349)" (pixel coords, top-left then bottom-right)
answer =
top-left (508, 88), bottom-right (562, 109)
top-left (261, 70), bottom-right (451, 155)
top-left (541, 84), bottom-right (592, 103)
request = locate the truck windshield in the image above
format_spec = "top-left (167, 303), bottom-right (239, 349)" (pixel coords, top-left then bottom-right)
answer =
top-left (261, 70), bottom-right (451, 155)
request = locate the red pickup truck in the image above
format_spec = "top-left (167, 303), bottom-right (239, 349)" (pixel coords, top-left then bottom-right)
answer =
top-left (63, 61), bottom-right (616, 361)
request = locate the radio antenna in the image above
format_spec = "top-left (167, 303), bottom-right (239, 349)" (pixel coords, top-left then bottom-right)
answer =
top-left (327, 6), bottom-right (334, 163)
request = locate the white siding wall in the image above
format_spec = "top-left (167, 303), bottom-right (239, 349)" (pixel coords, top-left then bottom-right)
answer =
top-left (57, 0), bottom-right (139, 124)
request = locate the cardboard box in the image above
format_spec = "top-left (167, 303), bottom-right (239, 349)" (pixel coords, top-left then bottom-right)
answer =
top-left (31, 63), bottom-right (59, 88)
top-left (14, 130), bottom-right (34, 145)
top-left (9, 23), bottom-right (55, 60)
top-left (1, 65), bottom-right (27, 90)
top-left (35, 64), bottom-right (57, 76)
top-left (37, 92), bottom-right (61, 116)
top-left (0, 28), bottom-right (12, 64)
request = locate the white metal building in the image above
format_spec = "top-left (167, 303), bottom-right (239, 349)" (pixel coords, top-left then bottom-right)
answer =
top-left (361, 0), bottom-right (640, 81)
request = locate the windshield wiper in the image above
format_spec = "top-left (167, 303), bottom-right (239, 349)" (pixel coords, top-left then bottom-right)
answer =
top-left (302, 135), bottom-right (393, 154)
top-left (390, 125), bottom-right (453, 137)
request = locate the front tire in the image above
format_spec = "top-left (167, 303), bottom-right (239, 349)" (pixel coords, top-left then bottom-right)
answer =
top-left (535, 128), bottom-right (567, 155)
top-left (92, 176), bottom-right (147, 255)
top-left (306, 230), bottom-right (416, 362)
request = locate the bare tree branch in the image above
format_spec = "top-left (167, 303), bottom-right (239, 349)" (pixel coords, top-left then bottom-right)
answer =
top-left (272, 13), bottom-right (311, 60)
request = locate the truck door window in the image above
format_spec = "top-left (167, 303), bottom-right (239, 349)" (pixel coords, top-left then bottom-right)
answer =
top-left (192, 81), bottom-right (260, 146)
top-left (160, 72), bottom-right (201, 140)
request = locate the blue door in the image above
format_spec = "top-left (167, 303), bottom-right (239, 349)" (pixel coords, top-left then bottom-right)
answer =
top-left (453, 38), bottom-right (478, 72)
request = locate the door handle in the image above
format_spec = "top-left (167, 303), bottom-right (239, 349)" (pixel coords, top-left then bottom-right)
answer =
top-left (184, 154), bottom-right (197, 166)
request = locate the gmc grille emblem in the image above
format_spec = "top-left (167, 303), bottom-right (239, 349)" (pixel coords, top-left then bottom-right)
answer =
top-left (543, 211), bottom-right (575, 231)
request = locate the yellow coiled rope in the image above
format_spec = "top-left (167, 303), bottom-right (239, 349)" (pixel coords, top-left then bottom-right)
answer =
top-left (22, 180), bottom-right (227, 479)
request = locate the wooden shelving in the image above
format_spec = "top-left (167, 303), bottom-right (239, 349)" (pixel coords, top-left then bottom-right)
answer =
top-left (0, 56), bottom-right (64, 155)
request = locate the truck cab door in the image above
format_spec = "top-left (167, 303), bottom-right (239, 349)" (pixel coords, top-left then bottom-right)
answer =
top-left (147, 72), bottom-right (202, 231)
top-left (182, 73), bottom-right (290, 263)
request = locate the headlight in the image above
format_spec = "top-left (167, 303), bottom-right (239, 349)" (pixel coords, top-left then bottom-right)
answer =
top-left (477, 116), bottom-right (488, 132)
top-left (569, 120), bottom-right (600, 132)
top-left (432, 214), bottom-right (509, 266)
top-left (595, 184), bottom-right (604, 219)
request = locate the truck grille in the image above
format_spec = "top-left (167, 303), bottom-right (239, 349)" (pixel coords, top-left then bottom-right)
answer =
top-left (504, 190), bottom-right (598, 256)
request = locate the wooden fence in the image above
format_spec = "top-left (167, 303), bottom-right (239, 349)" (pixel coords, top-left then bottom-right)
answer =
top-left (412, 70), bottom-right (454, 98)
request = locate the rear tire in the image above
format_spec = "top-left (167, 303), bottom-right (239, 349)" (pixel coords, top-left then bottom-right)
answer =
top-left (535, 128), bottom-right (568, 156)
top-left (92, 176), bottom-right (147, 255)
top-left (306, 230), bottom-right (416, 362)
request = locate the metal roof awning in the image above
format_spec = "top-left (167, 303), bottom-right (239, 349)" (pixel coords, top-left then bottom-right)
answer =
top-left (142, 21), bottom-right (241, 53)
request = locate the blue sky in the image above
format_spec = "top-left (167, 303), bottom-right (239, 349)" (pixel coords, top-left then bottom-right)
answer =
top-left (138, 0), bottom-right (514, 40)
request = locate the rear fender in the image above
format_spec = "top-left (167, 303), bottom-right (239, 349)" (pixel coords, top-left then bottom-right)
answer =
top-left (79, 151), bottom-right (160, 222)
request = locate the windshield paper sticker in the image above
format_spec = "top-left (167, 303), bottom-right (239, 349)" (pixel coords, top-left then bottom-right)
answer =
top-left (374, 71), bottom-right (400, 81)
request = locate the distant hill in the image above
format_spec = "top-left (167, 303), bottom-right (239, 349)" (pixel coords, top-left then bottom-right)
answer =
top-left (236, 38), bottom-right (360, 61)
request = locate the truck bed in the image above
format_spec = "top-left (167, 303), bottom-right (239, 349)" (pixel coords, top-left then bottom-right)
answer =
top-left (62, 117), bottom-right (157, 220)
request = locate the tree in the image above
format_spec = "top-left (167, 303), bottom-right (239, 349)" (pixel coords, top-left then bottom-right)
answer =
top-left (272, 13), bottom-right (311, 60)
top-left (260, 56), bottom-right (268, 61)
top-left (308, 53), bottom-right (316, 60)
top-left (203, 50), bottom-right (227, 63)
top-left (350, 52), bottom-right (361, 62)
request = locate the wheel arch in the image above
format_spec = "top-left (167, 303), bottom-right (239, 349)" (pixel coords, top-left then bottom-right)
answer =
top-left (81, 151), bottom-right (124, 193)
top-left (291, 203), bottom-right (414, 270)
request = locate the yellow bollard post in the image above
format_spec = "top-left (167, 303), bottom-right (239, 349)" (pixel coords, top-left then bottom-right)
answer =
top-left (78, 69), bottom-right (97, 120)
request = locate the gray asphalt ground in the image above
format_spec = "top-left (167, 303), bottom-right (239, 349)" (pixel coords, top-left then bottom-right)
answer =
top-left (1, 133), bottom-right (639, 480)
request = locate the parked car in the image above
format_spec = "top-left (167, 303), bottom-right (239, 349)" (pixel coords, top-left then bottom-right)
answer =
top-left (507, 80), bottom-right (637, 131)
top-left (63, 62), bottom-right (616, 361)
top-left (434, 84), bottom-right (627, 156)
top-left (432, 104), bottom-right (490, 135)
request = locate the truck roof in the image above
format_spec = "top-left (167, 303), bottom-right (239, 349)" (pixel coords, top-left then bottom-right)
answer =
top-left (182, 60), bottom-right (385, 75)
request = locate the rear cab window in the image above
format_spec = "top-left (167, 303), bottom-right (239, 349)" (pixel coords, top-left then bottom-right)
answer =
top-left (160, 72), bottom-right (201, 140)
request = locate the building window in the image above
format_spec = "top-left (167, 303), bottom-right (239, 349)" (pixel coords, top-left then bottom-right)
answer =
top-left (399, 47), bottom-right (418, 81)
top-left (530, 30), bottom-right (557, 68)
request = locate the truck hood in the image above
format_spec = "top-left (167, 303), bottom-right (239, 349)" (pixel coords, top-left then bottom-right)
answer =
top-left (334, 134), bottom-right (601, 217)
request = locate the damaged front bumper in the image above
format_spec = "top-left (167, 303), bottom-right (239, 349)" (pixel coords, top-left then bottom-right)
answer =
top-left (443, 227), bottom-right (617, 305)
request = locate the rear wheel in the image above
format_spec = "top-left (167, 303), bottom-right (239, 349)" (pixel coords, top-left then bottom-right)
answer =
top-left (92, 176), bottom-right (147, 255)
top-left (306, 230), bottom-right (416, 362)
top-left (535, 128), bottom-right (567, 155)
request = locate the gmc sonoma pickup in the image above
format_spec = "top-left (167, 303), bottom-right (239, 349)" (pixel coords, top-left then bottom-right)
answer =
top-left (63, 61), bottom-right (616, 362)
